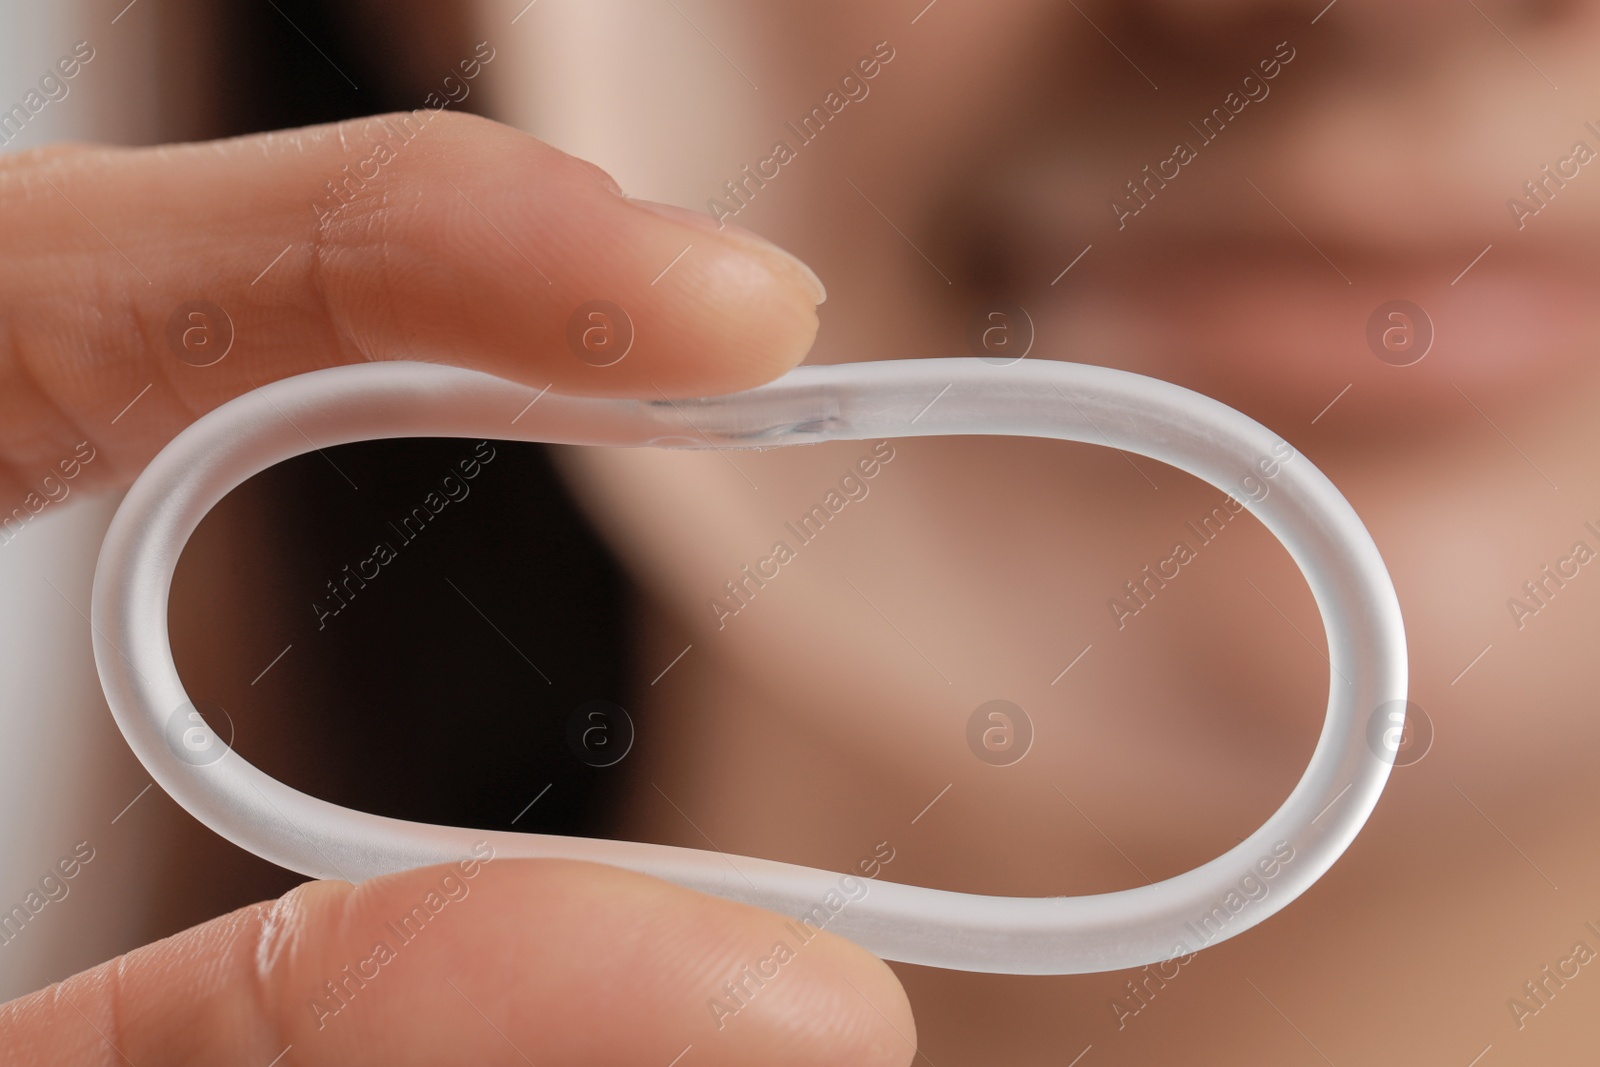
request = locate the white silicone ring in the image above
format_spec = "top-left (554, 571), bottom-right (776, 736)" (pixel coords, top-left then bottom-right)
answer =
top-left (91, 358), bottom-right (1406, 974)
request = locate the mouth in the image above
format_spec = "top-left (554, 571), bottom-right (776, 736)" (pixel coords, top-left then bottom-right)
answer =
top-left (939, 165), bottom-right (1600, 427)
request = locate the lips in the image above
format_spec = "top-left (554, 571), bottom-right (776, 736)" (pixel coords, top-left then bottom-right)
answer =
top-left (945, 167), bottom-right (1600, 425)
top-left (1039, 242), bottom-right (1593, 415)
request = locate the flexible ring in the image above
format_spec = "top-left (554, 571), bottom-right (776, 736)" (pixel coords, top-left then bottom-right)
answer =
top-left (91, 357), bottom-right (1406, 975)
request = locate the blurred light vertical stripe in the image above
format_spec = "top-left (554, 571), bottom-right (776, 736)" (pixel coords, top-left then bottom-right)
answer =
top-left (0, 0), bottom-right (165, 999)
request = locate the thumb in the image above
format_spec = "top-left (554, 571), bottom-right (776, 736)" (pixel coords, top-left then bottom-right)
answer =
top-left (0, 857), bottom-right (915, 1066)
top-left (0, 110), bottom-right (825, 495)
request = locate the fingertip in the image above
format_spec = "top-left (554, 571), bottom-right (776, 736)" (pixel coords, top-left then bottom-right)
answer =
top-left (332, 112), bottom-right (823, 398)
top-left (753, 922), bottom-right (921, 1067)
top-left (609, 198), bottom-right (824, 395)
top-left (624, 197), bottom-right (828, 306)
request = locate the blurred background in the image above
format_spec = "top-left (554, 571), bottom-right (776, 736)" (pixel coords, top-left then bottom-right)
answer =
top-left (5, 0), bottom-right (1600, 1062)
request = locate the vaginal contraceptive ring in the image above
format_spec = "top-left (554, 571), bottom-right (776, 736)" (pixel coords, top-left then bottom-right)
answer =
top-left (90, 357), bottom-right (1407, 975)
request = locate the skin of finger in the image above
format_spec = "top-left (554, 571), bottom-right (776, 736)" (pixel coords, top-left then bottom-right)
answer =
top-left (0, 859), bottom-right (916, 1067)
top-left (0, 110), bottom-right (821, 495)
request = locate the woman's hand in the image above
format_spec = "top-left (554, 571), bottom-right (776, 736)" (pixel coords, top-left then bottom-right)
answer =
top-left (0, 112), bottom-right (910, 1065)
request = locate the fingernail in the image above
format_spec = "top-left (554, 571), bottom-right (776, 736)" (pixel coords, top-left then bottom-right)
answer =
top-left (580, 159), bottom-right (627, 198)
top-left (625, 197), bottom-right (827, 305)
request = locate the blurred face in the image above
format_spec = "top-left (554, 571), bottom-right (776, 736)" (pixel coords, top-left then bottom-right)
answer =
top-left (498, 1), bottom-right (1600, 1061)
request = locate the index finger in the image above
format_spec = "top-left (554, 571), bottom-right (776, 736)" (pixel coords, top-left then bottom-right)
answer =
top-left (0, 110), bottom-right (825, 493)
